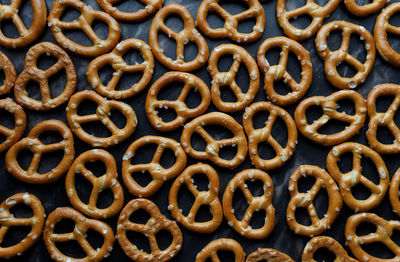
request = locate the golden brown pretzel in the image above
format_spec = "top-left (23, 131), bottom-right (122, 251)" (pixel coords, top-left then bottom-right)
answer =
top-left (315, 21), bottom-right (376, 90)
top-left (302, 236), bottom-right (358, 262)
top-left (6, 120), bottom-right (75, 184)
top-left (149, 3), bottom-right (209, 71)
top-left (196, 238), bottom-right (245, 262)
top-left (295, 90), bottom-right (367, 146)
top-left (0, 193), bottom-right (45, 259)
top-left (344, 0), bottom-right (387, 17)
top-left (223, 169), bottom-right (275, 239)
top-left (0, 51), bottom-right (16, 95)
top-left (48, 0), bottom-right (121, 57)
top-left (0, 99), bottom-right (26, 153)
top-left (181, 112), bottom-right (248, 169)
top-left (117, 198), bottom-right (183, 262)
top-left (14, 42), bottom-right (77, 111)
top-left (208, 44), bottom-right (259, 112)
top-left (146, 71), bottom-right (211, 131)
top-left (122, 136), bottom-right (187, 197)
top-left (97, 0), bottom-right (163, 22)
top-left (389, 168), bottom-right (400, 217)
top-left (326, 142), bottom-right (389, 211)
top-left (246, 248), bottom-right (294, 262)
top-left (168, 163), bottom-right (223, 233)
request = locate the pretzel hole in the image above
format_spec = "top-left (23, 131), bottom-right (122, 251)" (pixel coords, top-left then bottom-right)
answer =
top-left (9, 203), bottom-right (33, 218)
top-left (128, 208), bottom-right (151, 224)
top-left (294, 207), bottom-right (312, 226)
top-left (377, 125), bottom-right (396, 145)
top-left (206, 13), bottom-right (225, 30)
top-left (38, 131), bottom-right (64, 145)
top-left (326, 31), bottom-right (343, 51)
top-left (305, 106), bottom-right (324, 125)
top-left (360, 156), bottom-right (381, 185)
top-left (77, 99), bottom-right (98, 116)
top-left (356, 221), bottom-right (377, 236)
top-left (155, 230), bottom-right (173, 251)
top-left (271, 117), bottom-right (288, 147)
top-left (159, 148), bottom-right (176, 169)
top-left (314, 0), bottom-right (330, 6)
top-left (75, 171), bottom-right (95, 203)
top-left (313, 248), bottom-right (337, 262)
top-left (285, 52), bottom-right (302, 83)
top-left (388, 20), bottom-right (400, 54)
top-left (86, 229), bottom-right (105, 251)
top-left (375, 95), bottom-right (395, 113)
top-left (129, 170), bottom-right (154, 188)
top-left (113, 0), bottom-right (145, 13)
top-left (64, 29), bottom-right (93, 47)
top-left (337, 152), bottom-right (353, 173)
top-left (0, 109), bottom-right (15, 141)
top-left (0, 226), bottom-right (31, 247)
top-left (232, 189), bottom-right (249, 220)
top-left (90, 20), bottom-right (109, 41)
top-left (98, 64), bottom-right (115, 87)
top-left (257, 142), bottom-right (278, 160)
top-left (317, 119), bottom-right (349, 135)
top-left (157, 107), bottom-right (178, 123)
top-left (392, 229), bottom-right (400, 248)
top-left (60, 7), bottom-right (81, 22)
top-left (252, 111), bottom-right (270, 129)
top-left (0, 20), bottom-right (20, 39)
top-left (246, 180), bottom-right (265, 197)
top-left (37, 54), bottom-right (59, 71)
top-left (130, 143), bottom-right (158, 164)
top-left (177, 183), bottom-right (196, 217)
top-left (15, 0), bottom-right (33, 28)
top-left (192, 173), bottom-right (211, 192)
top-left (164, 15), bottom-right (185, 33)
top-left (348, 34), bottom-right (367, 64)
top-left (158, 33), bottom-right (177, 59)
top-left (351, 183), bottom-right (374, 201)
top-left (126, 231), bottom-right (152, 253)
top-left (389, 11), bottom-right (400, 27)
top-left (234, 63), bottom-right (251, 93)
top-left (55, 241), bottom-right (87, 259)
top-left (217, 54), bottom-right (235, 72)
top-left (184, 42), bottom-right (199, 62)
top-left (215, 250), bottom-right (238, 262)
top-left (16, 149), bottom-right (34, 170)
top-left (191, 132), bottom-right (207, 152)
top-left (297, 175), bottom-right (316, 193)
top-left (185, 87), bottom-right (203, 109)
top-left (362, 242), bottom-right (396, 259)
top-left (122, 48), bottom-right (145, 65)
top-left (204, 125), bottom-right (235, 141)
top-left (237, 18), bottom-right (256, 34)
top-left (80, 121), bottom-right (113, 138)
top-left (37, 151), bottom-right (65, 174)
top-left (195, 205), bottom-right (214, 223)
top-left (157, 81), bottom-right (185, 101)
top-left (312, 188), bottom-right (329, 219)
top-left (109, 109), bottom-right (127, 129)
top-left (219, 0), bottom-right (249, 15)
top-left (49, 72), bottom-right (69, 100)
top-left (0, 69), bottom-right (5, 86)
top-left (272, 79), bottom-right (294, 96)
top-left (24, 81), bottom-right (42, 101)
top-left (219, 144), bottom-right (237, 161)
top-left (288, 15), bottom-right (313, 30)
top-left (220, 85), bottom-right (239, 103)
top-left (336, 61), bottom-right (358, 79)
top-left (249, 210), bottom-right (267, 229)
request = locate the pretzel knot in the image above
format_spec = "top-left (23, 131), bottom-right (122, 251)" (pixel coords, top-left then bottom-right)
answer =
top-left (97, 0), bottom-right (163, 22)
top-left (14, 42), bottom-right (77, 111)
top-left (122, 136), bottom-right (187, 197)
top-left (295, 90), bottom-right (367, 146)
top-left (168, 163), bottom-right (223, 233)
top-left (326, 142), bottom-right (389, 211)
top-left (286, 165), bottom-right (342, 236)
top-left (43, 207), bottom-right (115, 262)
top-left (208, 44), bottom-right (260, 112)
top-left (196, 0), bottom-right (265, 44)
top-left (117, 198), bottom-right (183, 262)
top-left (195, 238), bottom-right (245, 262)
top-left (344, 0), bottom-right (387, 17)
top-left (6, 120), bottom-right (75, 184)
top-left (247, 248), bottom-right (294, 262)
top-left (0, 99), bottom-right (26, 153)
top-left (302, 236), bottom-right (358, 262)
top-left (48, 0), bottom-right (121, 57)
top-left (243, 102), bottom-right (297, 171)
top-left (0, 51), bottom-right (16, 95)
top-left (146, 71), bottom-right (211, 131)
top-left (149, 3), bottom-right (209, 72)
top-left (257, 37), bottom-right (312, 106)
top-left (0, 193), bottom-right (45, 259)
top-left (66, 90), bottom-right (137, 148)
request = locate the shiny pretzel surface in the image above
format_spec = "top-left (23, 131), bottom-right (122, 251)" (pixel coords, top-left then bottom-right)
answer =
top-left (344, 0), bottom-right (387, 17)
top-left (196, 238), bottom-right (245, 262)
top-left (0, 99), bottom-right (26, 153)
top-left (302, 236), bottom-right (358, 262)
top-left (247, 248), bottom-right (294, 262)
top-left (97, 0), bottom-right (164, 22)
top-left (0, 51), bottom-right (16, 95)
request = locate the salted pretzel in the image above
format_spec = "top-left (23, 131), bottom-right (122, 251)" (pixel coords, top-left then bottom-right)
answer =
top-left (195, 238), bottom-right (245, 262)
top-left (149, 3), bottom-right (209, 71)
top-left (87, 38), bottom-right (154, 100)
top-left (14, 42), bottom-right (77, 111)
top-left (326, 142), bottom-right (389, 211)
top-left (6, 120), bottom-right (75, 184)
top-left (122, 136), bottom-right (187, 197)
top-left (117, 198), bottom-right (183, 262)
top-left (196, 0), bottom-right (265, 44)
top-left (181, 112), bottom-right (247, 169)
top-left (208, 44), bottom-right (259, 112)
top-left (389, 168), bottom-right (400, 217)
top-left (97, 0), bottom-right (163, 22)
top-left (0, 99), bottom-right (26, 153)
top-left (146, 71), bottom-right (211, 131)
top-left (66, 149), bottom-right (124, 219)
top-left (316, 21), bottom-right (376, 90)
top-left (66, 90), bottom-right (137, 148)
top-left (44, 207), bottom-right (114, 262)
top-left (0, 193), bottom-right (45, 259)
top-left (48, 0), bottom-right (121, 57)
top-left (0, 51), bottom-right (16, 95)
top-left (168, 163), bottom-right (223, 233)
top-left (286, 165), bottom-right (342, 236)
top-left (302, 236), bottom-right (358, 262)
top-left (243, 102), bottom-right (297, 171)
top-left (345, 0), bottom-right (387, 17)
top-left (294, 90), bottom-right (367, 146)
top-left (247, 248), bottom-right (294, 262)
top-left (257, 37), bottom-right (312, 106)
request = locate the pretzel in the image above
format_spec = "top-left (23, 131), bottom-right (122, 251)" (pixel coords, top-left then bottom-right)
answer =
top-left (117, 198), bottom-right (183, 262)
top-left (168, 163), bottom-right (223, 233)
top-left (14, 42), bottom-right (77, 111)
top-left (208, 44), bottom-right (259, 112)
top-left (48, 0), bottom-right (121, 57)
top-left (195, 238), bottom-right (245, 262)
top-left (0, 193), bottom-right (45, 259)
top-left (6, 120), bottom-right (75, 184)
top-left (315, 21), bottom-right (376, 90)
top-left (66, 90), bottom-right (137, 148)
top-left (43, 207), bottom-right (114, 262)
top-left (146, 72), bottom-right (211, 131)
top-left (0, 99), bottom-right (26, 153)
top-left (149, 3), bottom-right (209, 72)
top-left (122, 136), bottom-right (187, 197)
top-left (196, 0), bottom-right (265, 44)
top-left (243, 102), bottom-right (297, 171)
top-left (97, 0), bottom-right (163, 22)
top-left (66, 149), bottom-right (124, 219)
top-left (87, 38), bottom-right (154, 100)
top-left (389, 168), bottom-right (400, 217)
top-left (302, 236), bottom-right (358, 262)
top-left (257, 37), bottom-right (312, 106)
top-left (247, 248), bottom-right (294, 262)
top-left (344, 0), bottom-right (387, 17)
top-left (294, 90), bottom-right (367, 146)
top-left (326, 142), bottom-right (389, 211)
top-left (286, 165), bottom-right (342, 236)
top-left (181, 112), bottom-right (247, 169)
top-left (0, 51), bottom-right (16, 95)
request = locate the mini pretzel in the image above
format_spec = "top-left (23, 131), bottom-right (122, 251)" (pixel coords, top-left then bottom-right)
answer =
top-left (315, 21), bottom-right (376, 90)
top-left (302, 236), bottom-right (358, 262)
top-left (0, 193), bottom-right (45, 259)
top-left (0, 51), bottom-right (16, 95)
top-left (97, 0), bottom-right (163, 22)
top-left (295, 90), bottom-right (367, 146)
top-left (87, 38), bottom-right (154, 100)
top-left (149, 3), bottom-right (209, 72)
top-left (345, 0), bottom-right (387, 17)
top-left (181, 112), bottom-right (247, 169)
top-left (48, 0), bottom-right (121, 57)
top-left (66, 90), bottom-right (137, 148)
top-left (389, 168), bottom-right (400, 217)
top-left (6, 120), bottom-right (75, 184)
top-left (195, 238), bottom-right (245, 262)
top-left (117, 198), bottom-right (183, 262)
top-left (243, 102), bottom-right (297, 171)
top-left (246, 248), bottom-right (294, 262)
top-left (208, 44), bottom-right (259, 112)
top-left (0, 99), bottom-right (26, 153)
top-left (223, 169), bottom-right (275, 239)
top-left (196, 0), bottom-right (265, 44)
top-left (168, 163), bottom-right (222, 233)
top-left (286, 165), bottom-right (342, 236)
top-left (326, 142), bottom-right (389, 211)
top-left (43, 207), bottom-right (114, 262)
top-left (146, 71), bottom-right (211, 131)
top-left (257, 37), bottom-right (312, 106)
top-left (14, 42), bottom-right (77, 111)
top-left (66, 149), bottom-right (124, 219)
top-left (122, 136), bottom-right (187, 197)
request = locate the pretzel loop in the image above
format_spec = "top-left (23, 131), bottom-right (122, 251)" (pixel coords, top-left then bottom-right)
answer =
top-left (302, 236), bottom-right (358, 262)
top-left (345, 0), bottom-right (387, 17)
top-left (0, 99), bottom-right (26, 153)
top-left (247, 248), bottom-right (294, 262)
top-left (0, 51), bottom-right (16, 95)
top-left (195, 238), bottom-right (245, 262)
top-left (97, 0), bottom-right (163, 22)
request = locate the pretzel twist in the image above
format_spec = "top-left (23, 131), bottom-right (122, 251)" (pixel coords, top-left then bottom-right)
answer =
top-left (195, 238), bottom-right (245, 262)
top-left (246, 248), bottom-right (294, 262)
top-left (302, 236), bottom-right (358, 262)
top-left (0, 99), bottom-right (26, 153)
top-left (344, 0), bottom-right (387, 17)
top-left (389, 168), bottom-right (400, 217)
top-left (97, 0), bottom-right (163, 22)
top-left (0, 51), bottom-right (16, 95)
